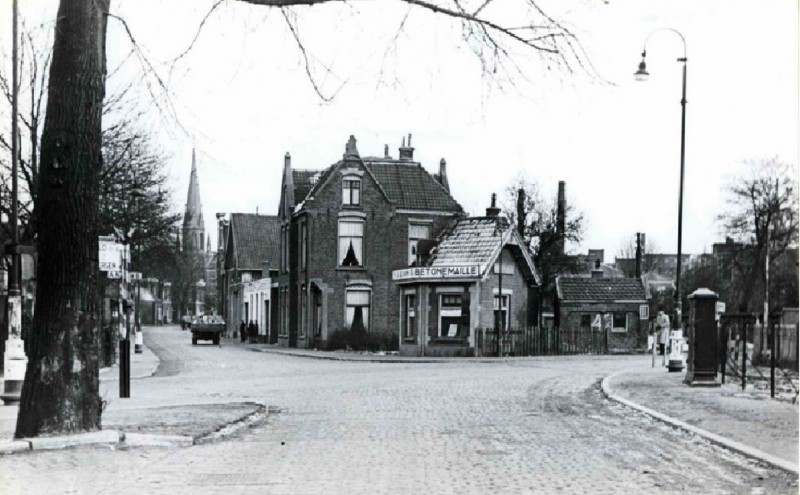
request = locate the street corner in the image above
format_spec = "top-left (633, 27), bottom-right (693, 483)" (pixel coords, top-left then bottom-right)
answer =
top-left (103, 402), bottom-right (268, 446)
top-left (27, 429), bottom-right (121, 452)
top-left (0, 439), bottom-right (31, 455)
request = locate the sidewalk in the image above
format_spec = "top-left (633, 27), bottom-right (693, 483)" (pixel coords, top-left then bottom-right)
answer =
top-left (0, 333), bottom-right (265, 454)
top-left (603, 359), bottom-right (799, 474)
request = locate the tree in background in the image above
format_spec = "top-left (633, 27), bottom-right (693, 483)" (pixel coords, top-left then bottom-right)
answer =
top-left (15, 0), bottom-right (592, 437)
top-left (503, 175), bottom-right (585, 313)
top-left (717, 158), bottom-right (798, 313)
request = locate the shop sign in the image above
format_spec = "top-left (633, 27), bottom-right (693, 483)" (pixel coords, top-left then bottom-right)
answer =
top-left (392, 265), bottom-right (480, 281)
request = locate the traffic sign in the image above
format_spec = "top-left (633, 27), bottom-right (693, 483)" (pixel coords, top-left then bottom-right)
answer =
top-left (129, 272), bottom-right (142, 281)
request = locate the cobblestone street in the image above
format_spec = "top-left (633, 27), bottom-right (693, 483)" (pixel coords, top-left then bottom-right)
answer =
top-left (1, 327), bottom-right (796, 494)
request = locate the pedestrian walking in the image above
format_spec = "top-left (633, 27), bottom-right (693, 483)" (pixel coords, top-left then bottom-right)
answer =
top-left (239, 320), bottom-right (247, 342)
top-left (656, 309), bottom-right (671, 356)
top-left (248, 320), bottom-right (256, 343)
top-left (253, 321), bottom-right (260, 343)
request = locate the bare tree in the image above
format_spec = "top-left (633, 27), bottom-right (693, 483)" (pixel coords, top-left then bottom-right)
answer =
top-left (503, 175), bottom-right (585, 313)
top-left (717, 157), bottom-right (798, 312)
top-left (17, 0), bottom-right (593, 438)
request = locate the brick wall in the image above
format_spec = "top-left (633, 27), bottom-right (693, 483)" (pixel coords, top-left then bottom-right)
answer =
top-left (478, 248), bottom-right (531, 330)
top-left (558, 302), bottom-right (648, 352)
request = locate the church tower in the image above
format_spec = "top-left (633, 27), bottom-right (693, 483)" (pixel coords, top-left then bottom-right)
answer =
top-left (182, 149), bottom-right (205, 252)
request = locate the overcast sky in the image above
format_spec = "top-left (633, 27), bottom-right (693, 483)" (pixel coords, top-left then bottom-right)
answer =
top-left (3, 0), bottom-right (798, 261)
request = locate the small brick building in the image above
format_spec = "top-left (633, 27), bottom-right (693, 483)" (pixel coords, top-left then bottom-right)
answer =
top-left (276, 135), bottom-right (462, 348)
top-left (555, 266), bottom-right (650, 353)
top-left (392, 202), bottom-right (540, 357)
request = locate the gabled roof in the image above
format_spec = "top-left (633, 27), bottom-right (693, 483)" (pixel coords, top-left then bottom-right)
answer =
top-left (427, 217), bottom-right (539, 284)
top-left (556, 276), bottom-right (648, 303)
top-left (228, 214), bottom-right (281, 271)
top-left (287, 136), bottom-right (462, 213)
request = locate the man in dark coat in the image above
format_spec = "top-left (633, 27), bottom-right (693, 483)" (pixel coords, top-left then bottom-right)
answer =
top-left (247, 320), bottom-right (256, 343)
top-left (239, 320), bottom-right (247, 342)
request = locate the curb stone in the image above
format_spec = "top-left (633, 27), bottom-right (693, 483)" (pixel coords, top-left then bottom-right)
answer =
top-left (0, 403), bottom-right (270, 455)
top-left (195, 403), bottom-right (269, 445)
top-left (601, 369), bottom-right (799, 475)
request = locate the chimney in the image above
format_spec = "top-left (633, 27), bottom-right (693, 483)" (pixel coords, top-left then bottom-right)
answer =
top-left (398, 133), bottom-right (414, 161)
top-left (216, 213), bottom-right (225, 252)
top-left (635, 232), bottom-right (642, 278)
top-left (486, 193), bottom-right (501, 217)
top-left (384, 144), bottom-right (390, 158)
top-left (591, 259), bottom-right (604, 278)
top-left (344, 135), bottom-right (359, 158)
top-left (557, 181), bottom-right (566, 255)
top-left (284, 151), bottom-right (291, 170)
top-left (516, 188), bottom-right (526, 235)
top-left (438, 158), bottom-right (450, 192)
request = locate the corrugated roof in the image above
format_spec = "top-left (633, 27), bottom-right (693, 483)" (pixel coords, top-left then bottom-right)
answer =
top-left (558, 277), bottom-right (647, 303)
top-left (230, 214), bottom-right (281, 271)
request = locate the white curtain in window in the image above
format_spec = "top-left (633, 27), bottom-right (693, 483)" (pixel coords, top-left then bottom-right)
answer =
top-left (409, 224), bottom-right (430, 239)
top-left (339, 220), bottom-right (364, 265)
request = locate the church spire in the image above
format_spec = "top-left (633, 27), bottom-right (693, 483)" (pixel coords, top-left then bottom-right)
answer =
top-left (182, 148), bottom-right (205, 252)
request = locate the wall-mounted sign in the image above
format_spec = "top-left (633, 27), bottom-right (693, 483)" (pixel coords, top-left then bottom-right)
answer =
top-left (392, 265), bottom-right (481, 282)
top-left (98, 237), bottom-right (124, 271)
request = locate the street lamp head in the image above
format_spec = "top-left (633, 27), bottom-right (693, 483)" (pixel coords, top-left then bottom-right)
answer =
top-left (634, 51), bottom-right (649, 81)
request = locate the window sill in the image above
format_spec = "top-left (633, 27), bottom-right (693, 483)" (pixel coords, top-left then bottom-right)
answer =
top-left (403, 337), bottom-right (417, 343)
top-left (336, 266), bottom-right (367, 272)
top-left (430, 337), bottom-right (469, 345)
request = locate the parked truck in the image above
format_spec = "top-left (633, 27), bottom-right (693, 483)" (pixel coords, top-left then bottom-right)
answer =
top-left (191, 315), bottom-right (225, 346)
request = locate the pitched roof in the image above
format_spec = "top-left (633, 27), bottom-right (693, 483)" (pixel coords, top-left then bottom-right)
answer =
top-left (363, 160), bottom-right (461, 211)
top-left (427, 217), bottom-right (539, 284)
top-left (293, 169), bottom-right (324, 205)
top-left (292, 159), bottom-right (462, 213)
top-left (229, 214), bottom-right (281, 271)
top-left (557, 276), bottom-right (648, 303)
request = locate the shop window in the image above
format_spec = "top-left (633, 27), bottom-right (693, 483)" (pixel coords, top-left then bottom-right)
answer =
top-left (403, 293), bottom-right (416, 339)
top-left (346, 289), bottom-right (370, 331)
top-left (493, 294), bottom-right (510, 330)
top-left (342, 177), bottom-right (361, 206)
top-left (612, 313), bottom-right (628, 333)
top-left (408, 223), bottom-right (431, 266)
top-left (439, 294), bottom-right (462, 337)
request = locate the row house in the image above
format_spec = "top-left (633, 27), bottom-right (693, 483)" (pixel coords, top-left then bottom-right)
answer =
top-left (276, 135), bottom-right (463, 348)
top-left (220, 213), bottom-right (281, 340)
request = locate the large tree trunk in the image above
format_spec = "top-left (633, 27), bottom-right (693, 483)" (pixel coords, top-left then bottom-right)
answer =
top-left (15, 0), bottom-right (109, 438)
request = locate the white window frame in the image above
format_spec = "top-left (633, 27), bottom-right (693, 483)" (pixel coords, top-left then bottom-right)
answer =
top-left (342, 175), bottom-right (361, 206)
top-left (345, 288), bottom-right (371, 331)
top-left (493, 294), bottom-right (511, 330)
top-left (611, 312), bottom-right (628, 333)
top-left (408, 222), bottom-right (432, 266)
top-left (439, 294), bottom-right (463, 337)
top-left (403, 292), bottom-right (416, 339)
top-left (338, 218), bottom-right (364, 267)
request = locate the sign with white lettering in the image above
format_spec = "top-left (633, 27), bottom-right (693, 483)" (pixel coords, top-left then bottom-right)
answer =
top-left (106, 270), bottom-right (122, 279)
top-left (392, 265), bottom-right (481, 282)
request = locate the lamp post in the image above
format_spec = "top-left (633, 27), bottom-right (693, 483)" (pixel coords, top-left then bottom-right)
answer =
top-left (1, 0), bottom-right (28, 405)
top-left (635, 28), bottom-right (688, 332)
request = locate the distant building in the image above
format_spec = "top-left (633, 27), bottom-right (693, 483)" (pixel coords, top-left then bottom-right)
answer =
top-left (179, 149), bottom-right (217, 318)
top-left (219, 213), bottom-right (281, 340)
top-left (555, 262), bottom-right (650, 353)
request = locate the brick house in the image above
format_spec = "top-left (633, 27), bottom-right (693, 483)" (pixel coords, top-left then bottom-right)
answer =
top-left (392, 199), bottom-right (540, 357)
top-left (276, 135), bottom-right (462, 348)
top-left (220, 213), bottom-right (281, 339)
top-left (555, 265), bottom-right (651, 353)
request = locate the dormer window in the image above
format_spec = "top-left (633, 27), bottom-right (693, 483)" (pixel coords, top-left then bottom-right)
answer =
top-left (342, 176), bottom-right (361, 206)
